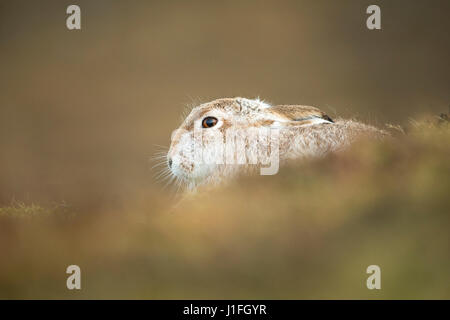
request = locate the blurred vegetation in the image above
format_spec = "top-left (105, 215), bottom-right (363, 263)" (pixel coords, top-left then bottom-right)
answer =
top-left (0, 117), bottom-right (448, 299)
top-left (0, 201), bottom-right (71, 219)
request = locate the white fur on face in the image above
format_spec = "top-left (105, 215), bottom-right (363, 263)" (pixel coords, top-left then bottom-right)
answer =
top-left (169, 127), bottom-right (217, 184)
top-left (168, 114), bottom-right (222, 185)
top-left (167, 98), bottom-right (272, 186)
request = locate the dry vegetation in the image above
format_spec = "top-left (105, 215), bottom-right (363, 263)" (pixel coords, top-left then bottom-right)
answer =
top-left (0, 116), bottom-right (448, 299)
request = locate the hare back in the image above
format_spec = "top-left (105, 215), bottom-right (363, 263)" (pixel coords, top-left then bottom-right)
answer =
top-left (279, 119), bottom-right (387, 159)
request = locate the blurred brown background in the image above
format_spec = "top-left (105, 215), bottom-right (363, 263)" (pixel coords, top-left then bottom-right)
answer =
top-left (0, 0), bottom-right (449, 206)
top-left (0, 0), bottom-right (449, 299)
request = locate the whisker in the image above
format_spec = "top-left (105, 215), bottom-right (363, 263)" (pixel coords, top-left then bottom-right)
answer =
top-left (153, 168), bottom-right (171, 180)
top-left (153, 144), bottom-right (169, 150)
top-left (150, 161), bottom-right (167, 170)
top-left (150, 155), bottom-right (167, 160)
top-left (161, 174), bottom-right (176, 191)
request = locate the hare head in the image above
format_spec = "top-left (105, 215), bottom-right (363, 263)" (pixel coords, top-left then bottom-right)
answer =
top-left (166, 97), bottom-right (334, 188)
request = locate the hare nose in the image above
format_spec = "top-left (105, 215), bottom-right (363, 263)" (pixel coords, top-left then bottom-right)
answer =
top-left (168, 157), bottom-right (173, 169)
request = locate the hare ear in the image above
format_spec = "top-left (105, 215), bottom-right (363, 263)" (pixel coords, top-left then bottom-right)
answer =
top-left (261, 105), bottom-right (334, 127)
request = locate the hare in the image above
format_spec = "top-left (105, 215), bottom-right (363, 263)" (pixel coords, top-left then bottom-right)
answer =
top-left (165, 97), bottom-right (387, 189)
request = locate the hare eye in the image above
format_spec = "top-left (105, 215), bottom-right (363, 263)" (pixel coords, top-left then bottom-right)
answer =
top-left (202, 116), bottom-right (218, 128)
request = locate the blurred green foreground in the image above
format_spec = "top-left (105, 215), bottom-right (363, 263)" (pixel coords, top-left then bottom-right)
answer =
top-left (0, 118), bottom-right (449, 299)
